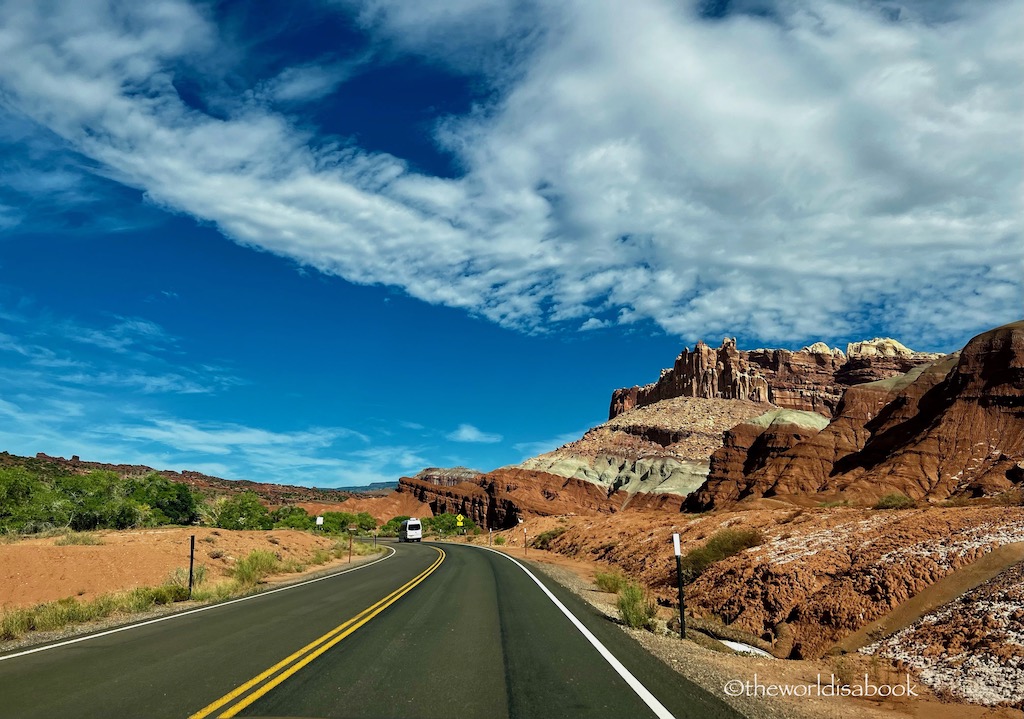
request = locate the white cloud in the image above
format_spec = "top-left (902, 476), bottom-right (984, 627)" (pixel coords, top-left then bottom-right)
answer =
top-left (257, 63), bottom-right (353, 104)
top-left (0, 0), bottom-right (1019, 350)
top-left (446, 423), bottom-right (503, 443)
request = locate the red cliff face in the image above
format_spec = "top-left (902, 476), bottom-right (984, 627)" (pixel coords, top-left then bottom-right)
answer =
top-left (396, 468), bottom-right (626, 528)
top-left (687, 320), bottom-right (1024, 509)
top-left (610, 338), bottom-right (938, 420)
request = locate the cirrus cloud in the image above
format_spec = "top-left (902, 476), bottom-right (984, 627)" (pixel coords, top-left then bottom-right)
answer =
top-left (0, 0), bottom-right (1019, 351)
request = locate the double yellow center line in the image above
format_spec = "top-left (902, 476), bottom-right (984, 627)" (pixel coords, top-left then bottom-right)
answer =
top-left (189, 547), bottom-right (446, 719)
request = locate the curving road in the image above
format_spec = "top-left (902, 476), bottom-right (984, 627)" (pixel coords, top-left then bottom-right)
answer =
top-left (0, 541), bottom-right (741, 719)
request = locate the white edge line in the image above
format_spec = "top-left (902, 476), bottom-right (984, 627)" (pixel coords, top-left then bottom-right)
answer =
top-left (0, 546), bottom-right (396, 663)
top-left (473, 545), bottom-right (676, 719)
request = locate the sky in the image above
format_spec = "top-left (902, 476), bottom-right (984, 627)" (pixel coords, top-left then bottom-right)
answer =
top-left (0, 0), bottom-right (1020, 487)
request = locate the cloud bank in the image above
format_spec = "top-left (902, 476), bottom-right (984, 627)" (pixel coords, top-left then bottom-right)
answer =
top-left (0, 0), bottom-right (1019, 348)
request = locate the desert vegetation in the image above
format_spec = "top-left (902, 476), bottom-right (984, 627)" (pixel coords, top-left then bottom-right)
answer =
top-left (0, 461), bottom-right (383, 537)
top-left (679, 527), bottom-right (764, 583)
top-left (616, 581), bottom-right (658, 630)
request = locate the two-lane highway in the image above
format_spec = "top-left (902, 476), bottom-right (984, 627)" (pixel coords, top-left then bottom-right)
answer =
top-left (0, 541), bottom-right (742, 719)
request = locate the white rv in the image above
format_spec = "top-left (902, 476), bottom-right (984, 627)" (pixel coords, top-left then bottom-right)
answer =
top-left (399, 518), bottom-right (422, 543)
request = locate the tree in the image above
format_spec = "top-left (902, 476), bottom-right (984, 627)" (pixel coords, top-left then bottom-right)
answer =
top-left (214, 492), bottom-right (272, 530)
top-left (354, 512), bottom-right (377, 532)
top-left (379, 516), bottom-right (409, 536)
top-left (320, 511), bottom-right (356, 534)
top-left (127, 474), bottom-right (199, 526)
top-left (425, 513), bottom-right (475, 536)
top-left (271, 505), bottom-right (314, 530)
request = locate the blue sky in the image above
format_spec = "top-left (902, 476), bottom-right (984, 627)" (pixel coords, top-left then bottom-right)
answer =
top-left (0, 0), bottom-right (1020, 486)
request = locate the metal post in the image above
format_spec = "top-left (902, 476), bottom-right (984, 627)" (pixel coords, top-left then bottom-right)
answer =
top-left (672, 532), bottom-right (685, 639)
top-left (489, 529), bottom-right (492, 546)
top-left (348, 532), bottom-right (353, 563)
top-left (676, 554), bottom-right (686, 639)
top-left (188, 534), bottom-right (195, 599)
top-left (524, 529), bottom-right (527, 556)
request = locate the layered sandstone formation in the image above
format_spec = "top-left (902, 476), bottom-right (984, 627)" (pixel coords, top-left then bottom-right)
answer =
top-left (689, 320), bottom-right (1024, 509)
top-left (518, 396), bottom-right (774, 498)
top-left (411, 467), bottom-right (482, 487)
top-left (610, 337), bottom-right (939, 419)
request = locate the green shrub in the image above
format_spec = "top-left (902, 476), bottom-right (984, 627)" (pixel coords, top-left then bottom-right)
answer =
top-left (213, 492), bottom-right (273, 530)
top-left (310, 549), bottom-right (331, 565)
top-left (378, 516), bottom-right (410, 537)
top-left (874, 493), bottom-right (916, 510)
top-left (617, 582), bottom-right (657, 631)
top-left (279, 559), bottom-right (306, 573)
top-left (166, 565), bottom-right (207, 588)
top-left (270, 505), bottom-right (315, 530)
top-left (55, 532), bottom-right (103, 546)
top-left (493, 535), bottom-right (506, 545)
top-left (531, 528), bottom-right (567, 550)
top-left (679, 528), bottom-right (764, 583)
top-left (231, 550), bottom-right (280, 585)
top-left (594, 571), bottom-right (626, 593)
top-left (0, 583), bottom-right (195, 641)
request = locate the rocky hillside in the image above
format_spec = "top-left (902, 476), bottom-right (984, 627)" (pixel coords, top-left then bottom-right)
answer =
top-left (689, 320), bottom-right (1024, 509)
top-left (610, 337), bottom-right (939, 419)
top-left (518, 396), bottom-right (774, 498)
top-left (396, 467), bottom-right (625, 528)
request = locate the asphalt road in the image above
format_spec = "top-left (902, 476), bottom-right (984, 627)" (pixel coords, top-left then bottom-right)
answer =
top-left (0, 541), bottom-right (742, 719)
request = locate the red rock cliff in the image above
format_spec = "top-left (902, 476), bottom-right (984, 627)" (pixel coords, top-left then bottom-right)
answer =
top-left (610, 337), bottom-right (938, 419)
top-left (688, 320), bottom-right (1024, 509)
top-left (396, 467), bottom-right (626, 528)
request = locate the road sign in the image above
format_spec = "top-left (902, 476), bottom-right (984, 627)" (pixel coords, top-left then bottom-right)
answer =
top-left (456, 513), bottom-right (464, 527)
top-left (456, 514), bottom-right (464, 521)
top-left (315, 516), bottom-right (324, 526)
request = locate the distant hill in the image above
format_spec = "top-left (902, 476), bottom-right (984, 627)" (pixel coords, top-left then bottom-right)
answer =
top-left (0, 451), bottom-right (359, 506)
top-left (337, 481), bottom-right (398, 495)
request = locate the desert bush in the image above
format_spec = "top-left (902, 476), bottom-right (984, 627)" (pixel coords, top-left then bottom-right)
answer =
top-left (493, 535), bottom-right (506, 545)
top-left (190, 581), bottom-right (238, 603)
top-left (231, 550), bottom-right (280, 585)
top-left (208, 549), bottom-right (224, 559)
top-left (55, 532), bottom-right (103, 546)
top-left (0, 583), bottom-right (194, 641)
top-left (166, 565), bottom-right (207, 588)
top-left (874, 493), bottom-right (916, 510)
top-left (531, 528), bottom-right (567, 550)
top-left (278, 559), bottom-right (306, 573)
top-left (617, 582), bottom-right (657, 631)
top-left (594, 571), bottom-right (626, 593)
top-left (942, 494), bottom-right (973, 507)
top-left (310, 549), bottom-right (331, 565)
top-left (679, 528), bottom-right (764, 583)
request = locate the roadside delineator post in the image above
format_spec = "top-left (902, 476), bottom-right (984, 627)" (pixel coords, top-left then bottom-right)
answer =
top-left (188, 534), bottom-right (195, 599)
top-left (673, 532), bottom-right (685, 639)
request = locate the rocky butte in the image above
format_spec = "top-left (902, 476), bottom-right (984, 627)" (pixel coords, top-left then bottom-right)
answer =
top-left (688, 319), bottom-right (1024, 509)
top-left (609, 336), bottom-right (940, 419)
